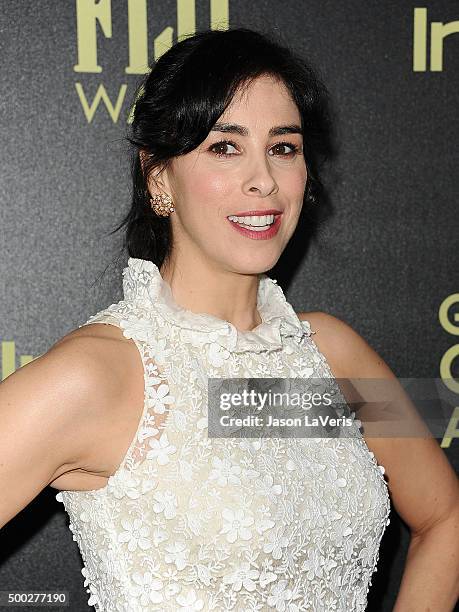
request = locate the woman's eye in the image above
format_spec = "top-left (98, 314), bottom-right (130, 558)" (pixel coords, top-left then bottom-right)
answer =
top-left (209, 140), bottom-right (301, 158)
top-left (269, 142), bottom-right (300, 157)
top-left (209, 141), bottom-right (238, 157)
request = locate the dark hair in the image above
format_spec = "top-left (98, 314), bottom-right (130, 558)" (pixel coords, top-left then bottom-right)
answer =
top-left (113, 27), bottom-right (334, 269)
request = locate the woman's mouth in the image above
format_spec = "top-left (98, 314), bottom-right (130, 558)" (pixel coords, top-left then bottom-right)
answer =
top-left (227, 213), bottom-right (282, 240)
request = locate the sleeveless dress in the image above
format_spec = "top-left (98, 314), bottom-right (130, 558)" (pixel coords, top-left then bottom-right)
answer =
top-left (55, 257), bottom-right (391, 612)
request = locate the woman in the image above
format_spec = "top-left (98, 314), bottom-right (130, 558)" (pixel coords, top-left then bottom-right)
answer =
top-left (1, 27), bottom-right (458, 612)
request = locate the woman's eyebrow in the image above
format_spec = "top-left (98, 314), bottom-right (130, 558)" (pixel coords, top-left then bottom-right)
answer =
top-left (210, 122), bottom-right (303, 137)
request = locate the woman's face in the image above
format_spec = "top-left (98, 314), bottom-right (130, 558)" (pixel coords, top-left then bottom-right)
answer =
top-left (156, 74), bottom-right (307, 274)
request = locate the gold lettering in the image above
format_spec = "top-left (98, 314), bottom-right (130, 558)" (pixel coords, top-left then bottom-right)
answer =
top-left (413, 8), bottom-right (427, 72)
top-left (75, 82), bottom-right (128, 123)
top-left (440, 345), bottom-right (459, 395)
top-left (20, 355), bottom-right (34, 367)
top-left (439, 293), bottom-right (459, 336)
top-left (211, 0), bottom-right (229, 30)
top-left (74, 0), bottom-right (112, 73)
top-left (431, 18), bottom-right (459, 71)
top-left (126, 0), bottom-right (149, 74)
top-left (439, 294), bottom-right (459, 447)
top-left (177, 0), bottom-right (196, 42)
top-left (75, 0), bottom-right (229, 75)
top-left (154, 26), bottom-right (174, 62)
top-left (440, 406), bottom-right (459, 448)
top-left (126, 0), bottom-right (229, 70)
top-left (1, 340), bottom-right (37, 380)
top-left (1, 341), bottom-right (15, 380)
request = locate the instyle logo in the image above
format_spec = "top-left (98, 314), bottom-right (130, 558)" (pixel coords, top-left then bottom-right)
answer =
top-left (73, 0), bottom-right (229, 123)
top-left (413, 7), bottom-right (459, 71)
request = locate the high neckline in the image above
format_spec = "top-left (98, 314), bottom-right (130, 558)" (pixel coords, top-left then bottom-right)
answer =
top-left (122, 257), bottom-right (305, 353)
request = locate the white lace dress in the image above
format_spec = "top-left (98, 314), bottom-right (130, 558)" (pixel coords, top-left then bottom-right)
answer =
top-left (55, 257), bottom-right (391, 612)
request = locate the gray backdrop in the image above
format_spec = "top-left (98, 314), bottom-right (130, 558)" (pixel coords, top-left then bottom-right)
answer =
top-left (1, 1), bottom-right (458, 610)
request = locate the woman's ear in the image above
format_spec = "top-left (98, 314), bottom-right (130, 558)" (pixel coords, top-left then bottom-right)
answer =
top-left (139, 149), bottom-right (149, 179)
top-left (139, 150), bottom-right (169, 194)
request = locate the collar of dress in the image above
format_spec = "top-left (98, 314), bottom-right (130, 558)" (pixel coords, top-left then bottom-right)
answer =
top-left (122, 257), bottom-right (306, 354)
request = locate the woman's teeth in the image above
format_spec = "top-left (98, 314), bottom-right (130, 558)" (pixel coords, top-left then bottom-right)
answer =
top-left (228, 214), bottom-right (275, 231)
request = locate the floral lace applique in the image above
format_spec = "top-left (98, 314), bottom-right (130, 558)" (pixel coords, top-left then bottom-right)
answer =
top-left (56, 258), bottom-right (391, 611)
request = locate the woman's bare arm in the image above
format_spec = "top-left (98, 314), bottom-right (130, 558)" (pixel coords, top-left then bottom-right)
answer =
top-left (0, 332), bottom-right (128, 529)
top-left (299, 311), bottom-right (459, 611)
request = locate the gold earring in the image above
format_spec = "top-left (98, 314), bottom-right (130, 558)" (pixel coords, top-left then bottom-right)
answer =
top-left (150, 193), bottom-right (175, 217)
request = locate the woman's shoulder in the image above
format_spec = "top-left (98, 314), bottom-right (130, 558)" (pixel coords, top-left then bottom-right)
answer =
top-left (0, 322), bottom-right (147, 504)
top-left (297, 309), bottom-right (349, 330)
top-left (45, 324), bottom-right (146, 490)
top-left (51, 323), bottom-right (142, 393)
top-left (53, 322), bottom-right (131, 358)
top-left (57, 320), bottom-right (130, 344)
top-left (295, 311), bottom-right (394, 380)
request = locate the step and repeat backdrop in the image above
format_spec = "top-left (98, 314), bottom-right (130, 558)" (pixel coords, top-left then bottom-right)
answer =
top-left (1, 1), bottom-right (458, 610)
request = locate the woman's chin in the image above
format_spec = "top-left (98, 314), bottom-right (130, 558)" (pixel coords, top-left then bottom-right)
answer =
top-left (224, 254), bottom-right (282, 276)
